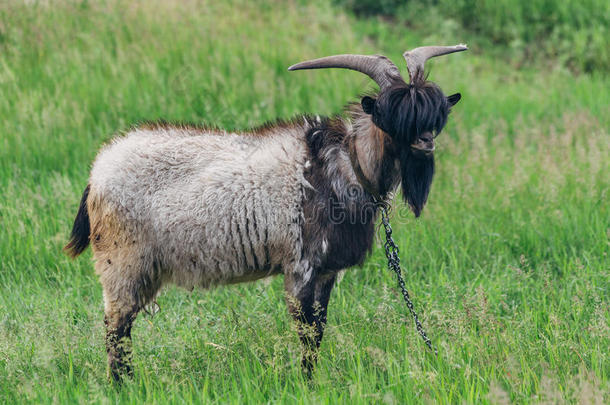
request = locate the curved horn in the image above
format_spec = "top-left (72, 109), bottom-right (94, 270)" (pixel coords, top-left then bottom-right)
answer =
top-left (403, 44), bottom-right (468, 83)
top-left (288, 54), bottom-right (404, 90)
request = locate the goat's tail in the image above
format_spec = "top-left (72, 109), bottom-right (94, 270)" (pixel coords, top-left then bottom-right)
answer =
top-left (64, 184), bottom-right (91, 258)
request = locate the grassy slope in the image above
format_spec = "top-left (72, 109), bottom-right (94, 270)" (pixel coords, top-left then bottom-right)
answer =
top-left (0, 0), bottom-right (608, 403)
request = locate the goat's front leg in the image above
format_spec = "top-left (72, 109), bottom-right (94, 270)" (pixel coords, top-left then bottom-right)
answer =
top-left (284, 264), bottom-right (336, 376)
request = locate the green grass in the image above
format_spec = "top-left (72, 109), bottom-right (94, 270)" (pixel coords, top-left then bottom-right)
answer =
top-left (1, 0), bottom-right (608, 403)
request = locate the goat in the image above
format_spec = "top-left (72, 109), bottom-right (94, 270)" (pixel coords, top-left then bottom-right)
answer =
top-left (65, 45), bottom-right (466, 381)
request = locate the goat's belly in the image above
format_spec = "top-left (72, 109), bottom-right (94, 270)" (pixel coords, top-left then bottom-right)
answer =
top-left (168, 260), bottom-right (284, 290)
top-left (160, 216), bottom-right (296, 289)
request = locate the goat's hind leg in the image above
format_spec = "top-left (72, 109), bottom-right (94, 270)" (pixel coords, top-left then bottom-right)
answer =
top-left (96, 252), bottom-right (161, 383)
top-left (103, 296), bottom-right (138, 382)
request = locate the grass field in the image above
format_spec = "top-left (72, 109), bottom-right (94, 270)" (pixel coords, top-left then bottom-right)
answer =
top-left (0, 0), bottom-right (608, 403)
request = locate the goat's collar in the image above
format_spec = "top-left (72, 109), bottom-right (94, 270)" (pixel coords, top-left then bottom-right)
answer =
top-left (347, 135), bottom-right (382, 202)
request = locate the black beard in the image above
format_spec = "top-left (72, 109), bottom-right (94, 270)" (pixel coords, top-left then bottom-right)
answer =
top-left (400, 149), bottom-right (435, 217)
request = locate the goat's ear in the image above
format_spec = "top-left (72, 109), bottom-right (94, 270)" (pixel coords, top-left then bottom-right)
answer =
top-left (447, 93), bottom-right (461, 107)
top-left (361, 96), bottom-right (376, 115)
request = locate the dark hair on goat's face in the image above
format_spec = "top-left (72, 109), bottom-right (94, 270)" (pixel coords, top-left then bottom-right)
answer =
top-left (364, 81), bottom-right (457, 144)
top-left (361, 81), bottom-right (461, 217)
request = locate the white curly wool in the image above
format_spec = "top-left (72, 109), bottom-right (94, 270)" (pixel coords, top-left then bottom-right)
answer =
top-left (89, 124), bottom-right (311, 291)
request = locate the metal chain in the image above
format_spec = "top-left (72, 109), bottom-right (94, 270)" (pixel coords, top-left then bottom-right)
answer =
top-left (379, 204), bottom-right (437, 355)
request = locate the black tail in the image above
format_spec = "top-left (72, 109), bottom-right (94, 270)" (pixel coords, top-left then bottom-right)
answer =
top-left (64, 184), bottom-right (91, 258)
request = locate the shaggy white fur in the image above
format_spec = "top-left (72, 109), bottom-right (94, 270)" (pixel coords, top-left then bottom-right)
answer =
top-left (89, 123), bottom-right (311, 291)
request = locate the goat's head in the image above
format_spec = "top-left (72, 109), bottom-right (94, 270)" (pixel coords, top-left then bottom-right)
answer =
top-left (289, 45), bottom-right (467, 216)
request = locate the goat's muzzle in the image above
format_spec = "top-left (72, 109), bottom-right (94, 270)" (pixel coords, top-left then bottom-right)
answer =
top-left (411, 132), bottom-right (435, 155)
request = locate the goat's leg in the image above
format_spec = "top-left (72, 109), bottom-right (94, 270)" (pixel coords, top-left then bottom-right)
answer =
top-left (96, 252), bottom-right (161, 382)
top-left (311, 273), bottom-right (336, 351)
top-left (104, 299), bottom-right (138, 382)
top-left (89, 199), bottom-right (163, 382)
top-left (284, 266), bottom-right (336, 375)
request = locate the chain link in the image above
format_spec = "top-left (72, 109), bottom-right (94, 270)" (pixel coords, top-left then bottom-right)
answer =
top-left (379, 204), bottom-right (437, 355)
